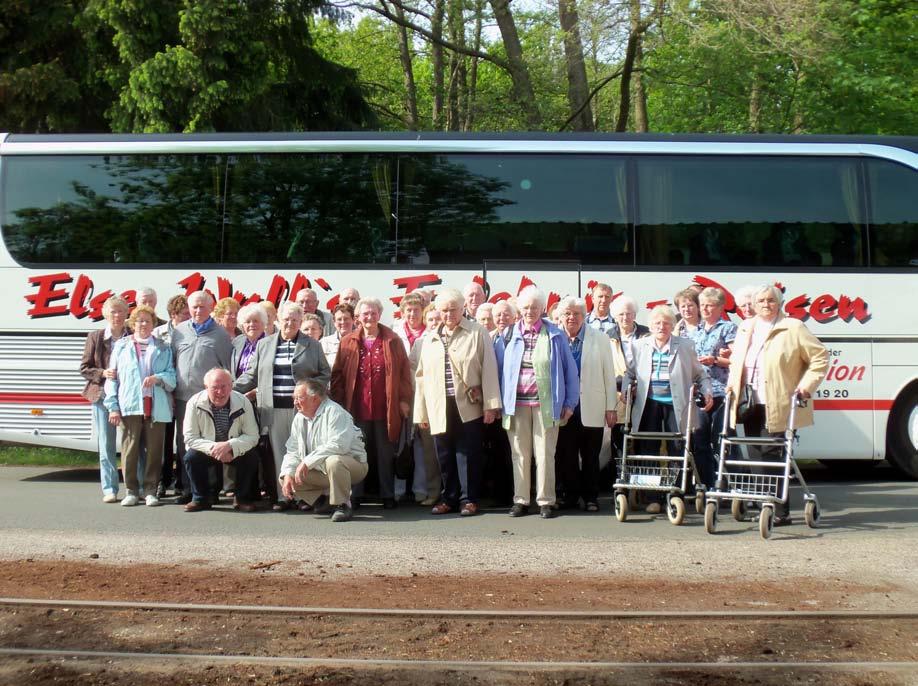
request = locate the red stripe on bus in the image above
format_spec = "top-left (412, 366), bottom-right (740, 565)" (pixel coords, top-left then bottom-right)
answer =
top-left (0, 392), bottom-right (90, 405)
top-left (814, 399), bottom-right (893, 411)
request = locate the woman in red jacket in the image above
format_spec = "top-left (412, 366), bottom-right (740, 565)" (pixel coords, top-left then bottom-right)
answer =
top-left (331, 298), bottom-right (413, 509)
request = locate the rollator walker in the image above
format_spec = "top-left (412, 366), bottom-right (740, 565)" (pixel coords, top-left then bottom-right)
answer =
top-left (703, 390), bottom-right (821, 539)
top-left (613, 385), bottom-right (705, 525)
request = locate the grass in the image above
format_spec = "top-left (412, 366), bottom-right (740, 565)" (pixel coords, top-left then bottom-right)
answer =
top-left (0, 443), bottom-right (98, 467)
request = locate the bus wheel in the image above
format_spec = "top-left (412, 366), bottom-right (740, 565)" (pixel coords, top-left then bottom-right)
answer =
top-left (887, 384), bottom-right (918, 480)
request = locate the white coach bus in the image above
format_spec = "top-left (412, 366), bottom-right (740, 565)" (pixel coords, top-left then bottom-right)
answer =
top-left (0, 133), bottom-right (915, 477)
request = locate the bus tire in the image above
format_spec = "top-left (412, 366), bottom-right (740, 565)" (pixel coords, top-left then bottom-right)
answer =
top-left (887, 384), bottom-right (918, 480)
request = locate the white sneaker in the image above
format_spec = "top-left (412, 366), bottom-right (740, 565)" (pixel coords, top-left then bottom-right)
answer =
top-left (145, 495), bottom-right (161, 507)
top-left (121, 494), bottom-right (139, 507)
top-left (102, 494), bottom-right (118, 504)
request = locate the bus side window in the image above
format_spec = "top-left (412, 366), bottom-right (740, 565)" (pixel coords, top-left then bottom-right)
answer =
top-left (868, 159), bottom-right (918, 268)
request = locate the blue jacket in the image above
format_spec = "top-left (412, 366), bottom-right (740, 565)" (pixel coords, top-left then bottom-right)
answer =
top-left (104, 337), bottom-right (177, 423)
top-left (494, 319), bottom-right (580, 421)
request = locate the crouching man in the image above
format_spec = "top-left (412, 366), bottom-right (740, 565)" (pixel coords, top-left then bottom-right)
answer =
top-left (280, 380), bottom-right (368, 522)
top-left (183, 368), bottom-right (261, 512)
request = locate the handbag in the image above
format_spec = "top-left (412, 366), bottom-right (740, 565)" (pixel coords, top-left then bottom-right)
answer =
top-left (736, 382), bottom-right (756, 423)
top-left (394, 418), bottom-right (414, 480)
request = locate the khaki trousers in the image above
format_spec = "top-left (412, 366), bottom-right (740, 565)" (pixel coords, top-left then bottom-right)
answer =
top-left (292, 454), bottom-right (369, 506)
top-left (121, 415), bottom-right (165, 496)
top-left (507, 405), bottom-right (559, 506)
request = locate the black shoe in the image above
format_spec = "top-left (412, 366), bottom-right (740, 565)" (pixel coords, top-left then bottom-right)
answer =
top-left (272, 500), bottom-right (292, 512)
top-left (540, 505), bottom-right (557, 519)
top-left (155, 484), bottom-right (167, 499)
top-left (509, 503), bottom-right (528, 517)
top-left (175, 492), bottom-right (192, 505)
top-left (331, 503), bottom-right (353, 522)
top-left (313, 495), bottom-right (332, 515)
top-left (383, 498), bottom-right (398, 510)
top-left (773, 515), bottom-right (793, 527)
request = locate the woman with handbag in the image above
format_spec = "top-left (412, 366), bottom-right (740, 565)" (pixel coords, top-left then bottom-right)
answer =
top-left (727, 284), bottom-right (828, 525)
top-left (414, 288), bottom-right (501, 516)
top-left (331, 298), bottom-right (413, 509)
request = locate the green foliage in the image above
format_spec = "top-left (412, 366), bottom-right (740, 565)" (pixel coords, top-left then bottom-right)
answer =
top-left (0, 443), bottom-right (96, 467)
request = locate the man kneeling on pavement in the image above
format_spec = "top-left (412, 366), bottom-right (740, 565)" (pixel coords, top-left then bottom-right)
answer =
top-left (183, 367), bottom-right (261, 512)
top-left (280, 379), bottom-right (368, 522)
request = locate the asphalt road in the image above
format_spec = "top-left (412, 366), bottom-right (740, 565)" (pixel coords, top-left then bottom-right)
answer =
top-left (1, 463), bottom-right (917, 597)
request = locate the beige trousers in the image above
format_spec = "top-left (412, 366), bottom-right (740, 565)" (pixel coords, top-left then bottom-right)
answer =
top-left (121, 415), bottom-right (165, 496)
top-left (507, 405), bottom-right (559, 506)
top-left (292, 454), bottom-right (369, 506)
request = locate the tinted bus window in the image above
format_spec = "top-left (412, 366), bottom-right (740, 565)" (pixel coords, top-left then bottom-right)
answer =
top-left (221, 154), bottom-right (394, 264)
top-left (636, 156), bottom-right (868, 267)
top-left (1, 153), bottom-right (395, 265)
top-left (395, 154), bottom-right (631, 265)
top-left (2, 154), bottom-right (225, 264)
top-left (867, 159), bottom-right (917, 267)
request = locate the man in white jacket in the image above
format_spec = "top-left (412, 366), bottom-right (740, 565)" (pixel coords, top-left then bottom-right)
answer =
top-left (280, 380), bottom-right (368, 522)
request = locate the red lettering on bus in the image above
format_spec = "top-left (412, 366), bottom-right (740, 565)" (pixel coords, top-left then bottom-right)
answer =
top-left (810, 294), bottom-right (839, 323)
top-left (837, 296), bottom-right (870, 323)
top-left (827, 359), bottom-right (866, 382)
top-left (68, 274), bottom-right (95, 319)
top-left (178, 272), bottom-right (206, 295)
top-left (392, 273), bottom-right (443, 294)
top-left (25, 272), bottom-right (73, 318)
top-left (265, 275), bottom-right (288, 306)
top-left (646, 299), bottom-right (669, 310)
top-left (88, 289), bottom-right (115, 321)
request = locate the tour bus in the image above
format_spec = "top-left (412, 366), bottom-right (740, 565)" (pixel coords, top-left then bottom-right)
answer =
top-left (0, 133), bottom-right (915, 477)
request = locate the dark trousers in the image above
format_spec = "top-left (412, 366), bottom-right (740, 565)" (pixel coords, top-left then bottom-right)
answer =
top-left (434, 397), bottom-right (484, 507)
top-left (174, 400), bottom-right (190, 494)
top-left (637, 399), bottom-right (682, 503)
top-left (482, 420), bottom-right (513, 505)
top-left (692, 395), bottom-right (728, 489)
top-left (160, 418), bottom-right (180, 491)
top-left (183, 448), bottom-right (259, 504)
top-left (356, 419), bottom-right (395, 499)
top-left (555, 410), bottom-right (604, 505)
top-left (741, 404), bottom-right (790, 518)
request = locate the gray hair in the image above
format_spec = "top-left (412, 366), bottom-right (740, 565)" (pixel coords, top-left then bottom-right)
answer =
top-left (296, 379), bottom-right (328, 399)
top-left (295, 288), bottom-right (317, 301)
top-left (203, 367), bottom-right (232, 385)
top-left (278, 301), bottom-right (304, 320)
top-left (137, 287), bottom-right (157, 299)
top-left (476, 302), bottom-right (494, 316)
top-left (238, 303), bottom-right (268, 326)
top-left (591, 282), bottom-right (613, 296)
top-left (356, 297), bottom-right (384, 316)
top-left (517, 286), bottom-right (547, 311)
top-left (699, 287), bottom-right (725, 307)
top-left (754, 283), bottom-right (784, 306)
top-left (610, 295), bottom-right (637, 317)
top-left (492, 300), bottom-right (517, 317)
top-left (648, 304), bottom-right (677, 326)
top-left (463, 282), bottom-right (486, 297)
top-left (434, 287), bottom-right (464, 311)
top-left (102, 295), bottom-right (129, 316)
top-left (555, 296), bottom-right (587, 316)
top-left (187, 290), bottom-right (214, 306)
top-left (734, 285), bottom-right (757, 305)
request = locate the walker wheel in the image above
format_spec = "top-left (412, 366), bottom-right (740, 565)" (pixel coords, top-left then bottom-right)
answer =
top-left (759, 506), bottom-right (774, 540)
top-left (615, 493), bottom-right (629, 522)
top-left (667, 496), bottom-right (686, 526)
top-left (804, 500), bottom-right (820, 528)
top-left (704, 500), bottom-right (718, 534)
top-left (694, 491), bottom-right (705, 514)
top-left (731, 498), bottom-right (747, 522)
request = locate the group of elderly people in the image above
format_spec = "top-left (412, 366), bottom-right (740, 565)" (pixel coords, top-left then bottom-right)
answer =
top-left (80, 279), bottom-right (827, 526)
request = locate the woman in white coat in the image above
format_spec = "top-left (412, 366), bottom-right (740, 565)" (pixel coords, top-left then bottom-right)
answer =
top-left (554, 297), bottom-right (618, 512)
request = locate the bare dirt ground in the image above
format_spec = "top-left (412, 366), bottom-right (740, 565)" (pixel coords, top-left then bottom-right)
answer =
top-left (1, 559), bottom-right (917, 685)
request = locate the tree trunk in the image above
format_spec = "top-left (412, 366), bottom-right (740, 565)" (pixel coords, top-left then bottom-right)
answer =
top-left (465, 0), bottom-right (485, 130)
top-left (558, 0), bottom-right (593, 131)
top-left (394, 4), bottom-right (419, 130)
top-left (615, 31), bottom-right (638, 132)
top-left (446, 0), bottom-right (466, 131)
top-left (431, 0), bottom-right (445, 129)
top-left (748, 72), bottom-right (762, 133)
top-left (489, 0), bottom-right (542, 129)
top-left (631, 38), bottom-right (648, 131)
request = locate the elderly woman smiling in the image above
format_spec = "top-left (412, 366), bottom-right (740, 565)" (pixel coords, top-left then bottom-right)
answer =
top-left (623, 304), bottom-right (713, 514)
top-left (726, 284), bottom-right (828, 526)
top-left (414, 288), bottom-right (501, 516)
top-left (495, 286), bottom-right (579, 519)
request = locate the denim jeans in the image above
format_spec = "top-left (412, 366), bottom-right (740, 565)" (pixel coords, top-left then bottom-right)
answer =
top-left (93, 400), bottom-right (119, 496)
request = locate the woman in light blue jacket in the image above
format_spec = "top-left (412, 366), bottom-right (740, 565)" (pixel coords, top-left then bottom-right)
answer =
top-left (494, 287), bottom-right (579, 519)
top-left (105, 305), bottom-right (177, 507)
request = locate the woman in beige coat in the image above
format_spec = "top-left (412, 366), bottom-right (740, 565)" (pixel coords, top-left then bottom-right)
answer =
top-left (726, 284), bottom-right (828, 525)
top-left (414, 288), bottom-right (501, 516)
